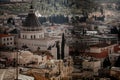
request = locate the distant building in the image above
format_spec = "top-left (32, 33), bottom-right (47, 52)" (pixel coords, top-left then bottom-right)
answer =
top-left (18, 74), bottom-right (34, 80)
top-left (93, 34), bottom-right (118, 44)
top-left (86, 31), bottom-right (98, 35)
top-left (110, 67), bottom-right (120, 80)
top-left (44, 26), bottom-right (63, 38)
top-left (88, 43), bottom-right (117, 59)
top-left (0, 34), bottom-right (15, 47)
top-left (97, 25), bottom-right (109, 34)
top-left (0, 50), bottom-right (53, 66)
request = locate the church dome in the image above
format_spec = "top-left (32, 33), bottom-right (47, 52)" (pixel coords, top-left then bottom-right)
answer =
top-left (23, 13), bottom-right (41, 27)
top-left (23, 5), bottom-right (41, 28)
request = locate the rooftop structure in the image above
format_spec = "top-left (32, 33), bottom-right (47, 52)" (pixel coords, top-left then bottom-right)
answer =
top-left (87, 43), bottom-right (117, 58)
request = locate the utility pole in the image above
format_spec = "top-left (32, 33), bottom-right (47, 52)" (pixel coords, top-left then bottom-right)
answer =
top-left (15, 50), bottom-right (21, 80)
top-left (59, 60), bottom-right (61, 75)
top-left (15, 51), bottom-right (18, 80)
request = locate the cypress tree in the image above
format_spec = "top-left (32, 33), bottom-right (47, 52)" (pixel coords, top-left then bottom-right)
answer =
top-left (56, 41), bottom-right (60, 59)
top-left (61, 33), bottom-right (65, 59)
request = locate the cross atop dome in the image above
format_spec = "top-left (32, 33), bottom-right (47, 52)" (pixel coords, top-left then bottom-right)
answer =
top-left (30, 5), bottom-right (34, 10)
top-left (29, 0), bottom-right (35, 13)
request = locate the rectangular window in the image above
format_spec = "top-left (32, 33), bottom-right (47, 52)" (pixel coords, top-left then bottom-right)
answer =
top-left (7, 43), bottom-right (9, 45)
top-left (10, 42), bottom-right (13, 45)
top-left (7, 38), bottom-right (9, 41)
top-left (10, 38), bottom-right (12, 40)
top-left (3, 38), bottom-right (5, 41)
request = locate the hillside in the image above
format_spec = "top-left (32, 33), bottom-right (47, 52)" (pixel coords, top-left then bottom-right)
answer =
top-left (0, 0), bottom-right (98, 15)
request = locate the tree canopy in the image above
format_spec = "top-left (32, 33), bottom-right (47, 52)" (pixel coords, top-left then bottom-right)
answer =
top-left (114, 56), bottom-right (120, 67)
top-left (103, 57), bottom-right (111, 68)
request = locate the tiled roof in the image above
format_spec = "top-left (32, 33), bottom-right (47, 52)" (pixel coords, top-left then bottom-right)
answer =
top-left (90, 43), bottom-right (110, 48)
top-left (86, 49), bottom-right (108, 58)
top-left (114, 45), bottom-right (120, 53)
top-left (0, 34), bottom-right (13, 38)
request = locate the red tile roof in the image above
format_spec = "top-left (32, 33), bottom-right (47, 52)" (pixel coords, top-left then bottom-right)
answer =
top-left (86, 49), bottom-right (108, 58)
top-left (114, 45), bottom-right (120, 53)
top-left (0, 34), bottom-right (13, 38)
top-left (90, 43), bottom-right (110, 48)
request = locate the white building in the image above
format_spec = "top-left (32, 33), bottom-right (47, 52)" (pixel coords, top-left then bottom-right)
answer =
top-left (0, 51), bottom-right (33, 65)
top-left (0, 34), bottom-right (15, 47)
top-left (0, 50), bottom-right (52, 66)
top-left (82, 60), bottom-right (101, 75)
top-left (97, 25), bottom-right (110, 34)
top-left (89, 43), bottom-right (116, 54)
top-left (18, 74), bottom-right (34, 80)
top-left (45, 58), bottom-right (73, 80)
top-left (44, 26), bottom-right (63, 38)
top-left (86, 31), bottom-right (98, 35)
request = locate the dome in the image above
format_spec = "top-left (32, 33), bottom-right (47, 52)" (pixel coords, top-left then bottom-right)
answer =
top-left (23, 5), bottom-right (41, 28)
